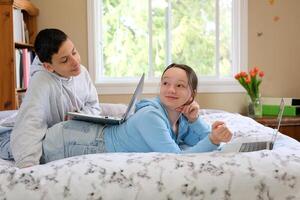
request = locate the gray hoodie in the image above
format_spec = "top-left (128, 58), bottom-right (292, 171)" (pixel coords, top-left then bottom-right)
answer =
top-left (11, 57), bottom-right (101, 168)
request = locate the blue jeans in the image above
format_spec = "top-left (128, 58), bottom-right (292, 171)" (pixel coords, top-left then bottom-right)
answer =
top-left (0, 126), bottom-right (13, 160)
top-left (42, 120), bottom-right (106, 163)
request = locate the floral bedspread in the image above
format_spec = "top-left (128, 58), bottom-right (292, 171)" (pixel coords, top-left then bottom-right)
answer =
top-left (0, 111), bottom-right (300, 200)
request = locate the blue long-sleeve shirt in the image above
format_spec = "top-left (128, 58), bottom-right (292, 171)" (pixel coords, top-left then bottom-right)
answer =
top-left (104, 97), bottom-right (218, 153)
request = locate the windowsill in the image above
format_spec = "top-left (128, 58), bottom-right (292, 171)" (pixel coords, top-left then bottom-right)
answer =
top-left (95, 78), bottom-right (245, 94)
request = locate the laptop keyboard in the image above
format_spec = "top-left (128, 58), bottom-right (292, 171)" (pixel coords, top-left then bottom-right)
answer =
top-left (239, 142), bottom-right (268, 152)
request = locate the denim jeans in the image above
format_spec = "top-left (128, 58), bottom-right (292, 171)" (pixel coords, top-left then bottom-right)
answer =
top-left (0, 126), bottom-right (13, 160)
top-left (42, 120), bottom-right (106, 163)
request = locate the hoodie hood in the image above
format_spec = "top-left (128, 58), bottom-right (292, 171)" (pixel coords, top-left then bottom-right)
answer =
top-left (30, 56), bottom-right (73, 82)
top-left (30, 56), bottom-right (80, 115)
top-left (30, 56), bottom-right (45, 77)
top-left (135, 97), bottom-right (171, 119)
top-left (135, 97), bottom-right (161, 112)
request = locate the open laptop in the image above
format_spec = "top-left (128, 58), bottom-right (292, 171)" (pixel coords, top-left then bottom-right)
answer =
top-left (68, 74), bottom-right (145, 125)
top-left (221, 98), bottom-right (285, 152)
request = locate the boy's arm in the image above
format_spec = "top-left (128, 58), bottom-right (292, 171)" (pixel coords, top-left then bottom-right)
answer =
top-left (11, 79), bottom-right (49, 168)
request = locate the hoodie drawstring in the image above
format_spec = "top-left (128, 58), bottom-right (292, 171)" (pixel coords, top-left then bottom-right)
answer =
top-left (60, 79), bottom-right (65, 121)
top-left (72, 78), bottom-right (81, 112)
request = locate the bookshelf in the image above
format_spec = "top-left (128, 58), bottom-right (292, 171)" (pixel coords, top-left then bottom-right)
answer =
top-left (0, 0), bottom-right (39, 110)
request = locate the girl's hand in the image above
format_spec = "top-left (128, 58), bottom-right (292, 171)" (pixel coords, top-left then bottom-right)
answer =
top-left (209, 121), bottom-right (232, 145)
top-left (176, 100), bottom-right (200, 122)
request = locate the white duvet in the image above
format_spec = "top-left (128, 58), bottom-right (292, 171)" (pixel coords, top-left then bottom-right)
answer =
top-left (0, 111), bottom-right (299, 200)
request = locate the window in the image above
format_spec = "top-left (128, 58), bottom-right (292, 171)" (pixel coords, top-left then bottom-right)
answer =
top-left (87, 0), bottom-right (247, 94)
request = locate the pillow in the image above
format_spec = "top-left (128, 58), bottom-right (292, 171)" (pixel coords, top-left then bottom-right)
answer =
top-left (199, 109), bottom-right (227, 115)
top-left (0, 110), bottom-right (18, 127)
top-left (100, 103), bottom-right (128, 118)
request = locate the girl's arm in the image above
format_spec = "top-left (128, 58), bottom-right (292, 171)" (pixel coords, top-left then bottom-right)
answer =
top-left (136, 109), bottom-right (218, 153)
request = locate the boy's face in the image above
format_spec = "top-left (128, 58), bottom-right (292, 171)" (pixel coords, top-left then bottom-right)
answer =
top-left (43, 38), bottom-right (81, 78)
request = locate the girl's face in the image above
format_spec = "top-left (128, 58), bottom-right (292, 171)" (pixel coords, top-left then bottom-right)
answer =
top-left (160, 67), bottom-right (193, 110)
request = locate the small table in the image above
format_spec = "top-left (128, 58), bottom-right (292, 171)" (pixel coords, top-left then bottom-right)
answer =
top-left (254, 116), bottom-right (300, 142)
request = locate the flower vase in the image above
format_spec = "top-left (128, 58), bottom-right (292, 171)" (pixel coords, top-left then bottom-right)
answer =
top-left (247, 95), bottom-right (262, 118)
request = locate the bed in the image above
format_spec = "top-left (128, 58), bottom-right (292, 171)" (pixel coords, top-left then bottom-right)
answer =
top-left (0, 104), bottom-right (299, 200)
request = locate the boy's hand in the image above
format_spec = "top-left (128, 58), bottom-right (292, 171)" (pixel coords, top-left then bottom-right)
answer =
top-left (65, 115), bottom-right (72, 121)
top-left (65, 109), bottom-right (79, 121)
top-left (176, 100), bottom-right (200, 123)
top-left (209, 121), bottom-right (232, 145)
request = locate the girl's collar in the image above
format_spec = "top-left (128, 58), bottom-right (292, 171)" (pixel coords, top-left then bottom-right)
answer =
top-left (157, 97), bottom-right (182, 126)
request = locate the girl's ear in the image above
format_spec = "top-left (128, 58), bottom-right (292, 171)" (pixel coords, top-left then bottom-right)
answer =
top-left (43, 63), bottom-right (54, 72)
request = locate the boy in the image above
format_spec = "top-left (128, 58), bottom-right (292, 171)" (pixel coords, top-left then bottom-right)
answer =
top-left (7, 28), bottom-right (100, 168)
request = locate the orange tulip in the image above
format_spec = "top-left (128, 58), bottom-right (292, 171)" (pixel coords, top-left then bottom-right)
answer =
top-left (234, 73), bottom-right (241, 79)
top-left (259, 71), bottom-right (264, 78)
top-left (250, 69), bottom-right (256, 77)
top-left (240, 71), bottom-right (247, 77)
top-left (253, 66), bottom-right (259, 73)
top-left (245, 76), bottom-right (251, 83)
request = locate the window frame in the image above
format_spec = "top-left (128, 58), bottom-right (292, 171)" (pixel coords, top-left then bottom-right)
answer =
top-left (87, 0), bottom-right (248, 94)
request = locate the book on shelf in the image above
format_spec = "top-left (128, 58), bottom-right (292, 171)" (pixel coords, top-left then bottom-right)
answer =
top-left (13, 8), bottom-right (30, 44)
top-left (22, 48), bottom-right (30, 88)
top-left (15, 49), bottom-right (35, 90)
top-left (261, 97), bottom-right (300, 116)
top-left (15, 49), bottom-right (21, 88)
top-left (261, 97), bottom-right (300, 106)
top-left (13, 8), bottom-right (23, 43)
top-left (262, 105), bottom-right (300, 116)
top-left (13, 8), bottom-right (26, 43)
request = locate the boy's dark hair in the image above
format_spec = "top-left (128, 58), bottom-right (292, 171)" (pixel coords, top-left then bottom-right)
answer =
top-left (162, 63), bottom-right (198, 100)
top-left (34, 28), bottom-right (68, 63)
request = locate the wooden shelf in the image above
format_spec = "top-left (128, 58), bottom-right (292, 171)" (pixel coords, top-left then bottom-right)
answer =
top-left (0, 0), bottom-right (39, 15)
top-left (16, 88), bottom-right (26, 92)
top-left (255, 116), bottom-right (300, 126)
top-left (254, 116), bottom-right (300, 141)
top-left (13, 0), bottom-right (39, 16)
top-left (15, 42), bottom-right (34, 49)
top-left (0, 0), bottom-right (39, 110)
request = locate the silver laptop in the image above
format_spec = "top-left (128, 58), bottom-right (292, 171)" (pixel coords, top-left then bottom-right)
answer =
top-left (221, 98), bottom-right (285, 152)
top-left (68, 74), bottom-right (145, 125)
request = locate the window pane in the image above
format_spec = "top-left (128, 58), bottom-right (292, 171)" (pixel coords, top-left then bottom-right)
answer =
top-left (102, 0), bottom-right (148, 77)
top-left (219, 0), bottom-right (232, 77)
top-left (171, 0), bottom-right (216, 76)
top-left (152, 0), bottom-right (167, 77)
top-left (100, 0), bottom-right (235, 80)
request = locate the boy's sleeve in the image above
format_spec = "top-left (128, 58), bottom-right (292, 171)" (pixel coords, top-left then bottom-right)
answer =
top-left (11, 80), bottom-right (49, 168)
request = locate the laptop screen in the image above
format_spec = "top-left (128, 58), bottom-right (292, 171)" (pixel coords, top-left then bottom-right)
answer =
top-left (271, 98), bottom-right (285, 142)
top-left (122, 74), bottom-right (145, 121)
